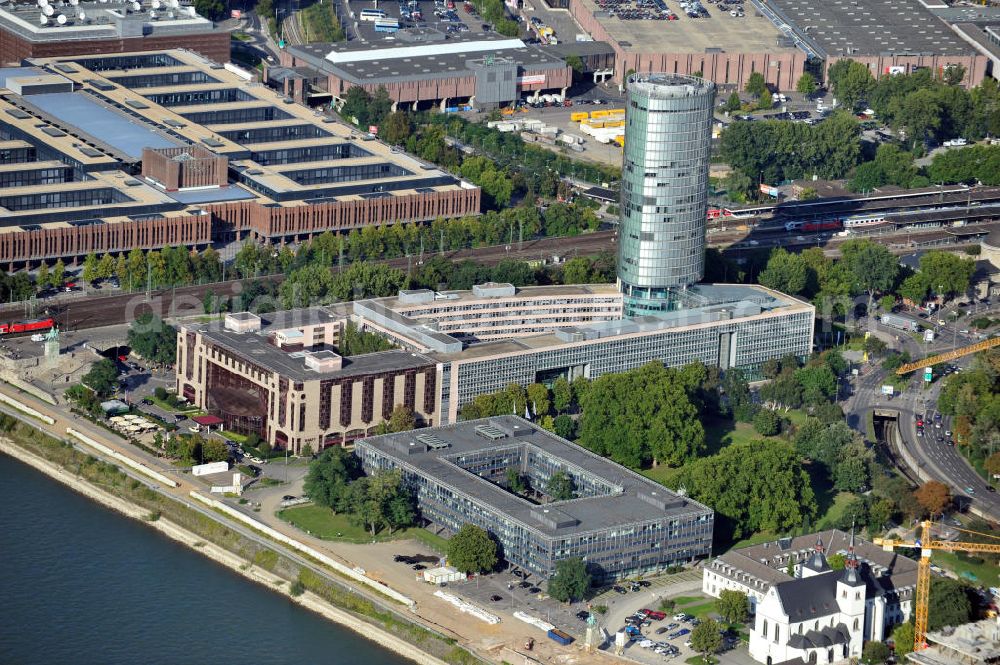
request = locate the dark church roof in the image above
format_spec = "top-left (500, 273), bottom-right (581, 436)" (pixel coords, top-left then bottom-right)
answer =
top-left (775, 574), bottom-right (840, 620)
top-left (787, 624), bottom-right (851, 650)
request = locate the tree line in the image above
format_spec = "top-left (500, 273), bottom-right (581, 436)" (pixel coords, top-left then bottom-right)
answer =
top-left (722, 65), bottom-right (1000, 199)
top-left (757, 240), bottom-right (975, 316)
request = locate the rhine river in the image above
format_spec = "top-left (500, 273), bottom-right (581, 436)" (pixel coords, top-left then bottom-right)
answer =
top-left (0, 453), bottom-right (412, 665)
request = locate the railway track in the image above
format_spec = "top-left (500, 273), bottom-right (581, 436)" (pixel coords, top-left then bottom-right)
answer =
top-left (4, 219), bottom-right (996, 334)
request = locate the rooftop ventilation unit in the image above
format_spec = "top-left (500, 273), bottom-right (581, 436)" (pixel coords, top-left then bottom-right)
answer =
top-left (474, 424), bottom-right (507, 441)
top-left (415, 433), bottom-right (450, 450)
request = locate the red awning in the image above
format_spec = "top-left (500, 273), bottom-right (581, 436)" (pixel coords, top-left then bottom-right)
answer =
top-left (192, 415), bottom-right (224, 426)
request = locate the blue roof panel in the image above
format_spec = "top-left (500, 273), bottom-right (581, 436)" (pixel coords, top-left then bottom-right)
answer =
top-left (28, 92), bottom-right (178, 160)
top-left (167, 186), bottom-right (257, 204)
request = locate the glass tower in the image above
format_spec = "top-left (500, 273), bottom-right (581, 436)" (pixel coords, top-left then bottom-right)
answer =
top-left (617, 74), bottom-right (716, 316)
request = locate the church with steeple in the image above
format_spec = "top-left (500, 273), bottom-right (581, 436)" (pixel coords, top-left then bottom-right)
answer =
top-left (702, 529), bottom-right (918, 665)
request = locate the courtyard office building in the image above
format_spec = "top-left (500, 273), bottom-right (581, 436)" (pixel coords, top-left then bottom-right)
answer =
top-left (355, 415), bottom-right (714, 581)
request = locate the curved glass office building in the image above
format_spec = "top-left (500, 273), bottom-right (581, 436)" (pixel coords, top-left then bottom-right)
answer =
top-left (618, 74), bottom-right (716, 315)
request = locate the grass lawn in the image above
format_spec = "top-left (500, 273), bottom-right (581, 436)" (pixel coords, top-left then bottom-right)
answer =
top-left (681, 601), bottom-right (718, 618)
top-left (685, 656), bottom-right (717, 665)
top-left (278, 504), bottom-right (449, 550)
top-left (221, 430), bottom-right (248, 444)
top-left (149, 393), bottom-right (200, 414)
top-left (816, 491), bottom-right (858, 529)
top-left (932, 550), bottom-right (1000, 586)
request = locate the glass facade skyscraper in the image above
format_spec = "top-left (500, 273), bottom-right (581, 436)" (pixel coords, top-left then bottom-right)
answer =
top-left (618, 74), bottom-right (716, 315)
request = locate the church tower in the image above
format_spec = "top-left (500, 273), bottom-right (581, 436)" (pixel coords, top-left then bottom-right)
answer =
top-left (801, 533), bottom-right (831, 578)
top-left (837, 529), bottom-right (867, 659)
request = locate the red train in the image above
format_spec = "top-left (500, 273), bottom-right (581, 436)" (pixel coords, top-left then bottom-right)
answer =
top-left (0, 317), bottom-right (55, 335)
top-left (784, 219), bottom-right (843, 232)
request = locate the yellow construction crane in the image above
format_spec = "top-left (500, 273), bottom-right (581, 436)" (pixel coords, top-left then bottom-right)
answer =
top-left (874, 521), bottom-right (1000, 652)
top-left (895, 337), bottom-right (1000, 376)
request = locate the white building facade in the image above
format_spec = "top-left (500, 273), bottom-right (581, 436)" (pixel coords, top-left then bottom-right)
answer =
top-left (704, 530), bottom-right (917, 665)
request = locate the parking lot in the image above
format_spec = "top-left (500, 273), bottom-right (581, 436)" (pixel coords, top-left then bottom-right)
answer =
top-left (346, 0), bottom-right (490, 40)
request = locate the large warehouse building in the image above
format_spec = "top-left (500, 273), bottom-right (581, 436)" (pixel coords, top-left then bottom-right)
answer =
top-left (279, 30), bottom-right (573, 110)
top-left (563, 0), bottom-right (987, 88)
top-left (355, 415), bottom-right (714, 581)
top-left (0, 48), bottom-right (479, 266)
top-left (0, 0), bottom-right (229, 65)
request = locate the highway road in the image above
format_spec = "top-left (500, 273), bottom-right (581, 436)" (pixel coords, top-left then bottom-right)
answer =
top-left (844, 319), bottom-right (1000, 520)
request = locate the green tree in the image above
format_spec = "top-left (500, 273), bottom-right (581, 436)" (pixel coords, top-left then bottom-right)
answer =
top-left (928, 577), bottom-right (973, 631)
top-left (579, 362), bottom-right (705, 468)
top-left (514, 379), bottom-right (544, 415)
top-left (506, 467), bottom-right (527, 494)
top-left (201, 437), bottom-right (229, 463)
top-left (827, 553), bottom-right (847, 570)
top-left (447, 524), bottom-right (498, 573)
top-left (127, 313), bottom-right (178, 365)
top-left (194, 0), bottom-right (225, 19)
top-left (753, 408), bottom-right (782, 436)
top-left (691, 619), bottom-right (723, 663)
top-left (368, 86), bottom-right (393, 127)
top-left (833, 439), bottom-right (875, 492)
top-left (827, 59), bottom-right (875, 111)
top-left (840, 239), bottom-right (898, 322)
top-left (546, 470), bottom-right (576, 501)
top-left (564, 54), bottom-right (584, 74)
top-left (716, 589), bottom-right (749, 624)
top-left (82, 358), bottom-right (119, 397)
top-left (50, 259), bottom-right (65, 289)
top-left (341, 86), bottom-right (372, 125)
top-left (675, 439), bottom-right (816, 539)
top-left (552, 376), bottom-right (572, 413)
top-left (796, 71), bottom-right (817, 96)
top-left (943, 64), bottom-right (966, 86)
top-left (547, 557), bottom-right (590, 603)
top-left (373, 404), bottom-right (417, 435)
top-left (82, 253), bottom-right (98, 285)
top-left (36, 261), bottom-right (49, 291)
top-left (561, 257), bottom-right (593, 284)
top-left (744, 72), bottom-right (768, 100)
top-left (381, 111), bottom-right (412, 145)
top-left (724, 91), bottom-right (742, 113)
top-left (919, 251), bottom-right (976, 300)
top-left (892, 622), bottom-right (915, 657)
top-left (553, 414), bottom-right (575, 440)
top-left (759, 248), bottom-right (809, 295)
top-left (862, 640), bottom-right (890, 665)
top-left (304, 447), bottom-right (362, 512)
top-left (97, 253), bottom-right (116, 281)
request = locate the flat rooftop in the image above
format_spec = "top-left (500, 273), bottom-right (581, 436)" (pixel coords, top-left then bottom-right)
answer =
top-left (577, 0), bottom-right (795, 54)
top-left (288, 31), bottom-right (567, 84)
top-left (761, 0), bottom-right (975, 57)
top-left (27, 49), bottom-right (472, 203)
top-left (357, 415), bottom-right (712, 538)
top-left (0, 0), bottom-right (218, 43)
top-left (191, 307), bottom-right (436, 382)
top-left (424, 283), bottom-right (811, 362)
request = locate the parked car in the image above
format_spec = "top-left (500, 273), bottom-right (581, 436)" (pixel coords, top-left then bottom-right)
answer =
top-left (490, 594), bottom-right (503, 602)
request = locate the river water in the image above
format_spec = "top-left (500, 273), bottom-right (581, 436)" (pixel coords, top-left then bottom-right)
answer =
top-left (0, 453), bottom-right (412, 665)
